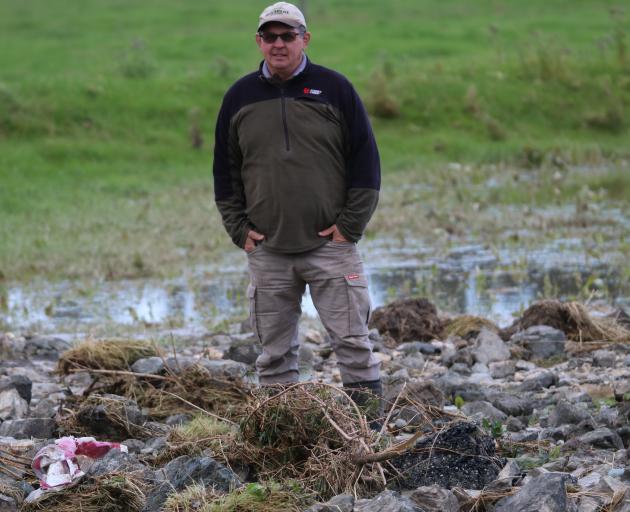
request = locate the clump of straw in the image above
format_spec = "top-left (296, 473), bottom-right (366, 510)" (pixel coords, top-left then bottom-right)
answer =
top-left (57, 339), bottom-right (160, 374)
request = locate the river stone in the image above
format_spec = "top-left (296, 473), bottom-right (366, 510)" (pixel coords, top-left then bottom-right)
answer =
top-left (488, 393), bottom-right (534, 417)
top-left (223, 336), bottom-right (261, 365)
top-left (0, 418), bottom-right (56, 439)
top-left (474, 329), bottom-right (510, 365)
top-left (548, 399), bottom-right (591, 427)
top-left (144, 455), bottom-right (240, 512)
top-left (199, 358), bottom-right (248, 379)
top-left (397, 341), bottom-right (440, 355)
top-left (592, 350), bottom-right (616, 368)
top-left (0, 389), bottom-right (28, 421)
top-left (23, 336), bottom-right (70, 359)
top-left (131, 357), bottom-right (165, 375)
top-left (461, 400), bottom-right (508, 423)
top-left (520, 370), bottom-right (558, 391)
top-left (0, 376), bottom-right (32, 404)
top-left (578, 428), bottom-right (624, 450)
top-left (489, 360), bottom-right (516, 378)
top-left (354, 490), bottom-right (422, 512)
top-left (390, 421), bottom-right (504, 490)
top-left (408, 485), bottom-right (459, 511)
top-left (511, 325), bottom-right (566, 360)
top-left (305, 494), bottom-right (355, 512)
top-left (494, 473), bottom-right (577, 512)
top-left (87, 449), bottom-right (148, 477)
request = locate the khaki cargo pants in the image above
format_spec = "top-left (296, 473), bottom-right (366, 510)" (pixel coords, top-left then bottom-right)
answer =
top-left (246, 241), bottom-right (381, 385)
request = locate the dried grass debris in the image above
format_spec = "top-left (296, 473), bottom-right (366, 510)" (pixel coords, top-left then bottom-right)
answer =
top-left (443, 315), bottom-right (499, 340)
top-left (369, 297), bottom-right (444, 343)
top-left (222, 383), bottom-right (384, 500)
top-left (22, 472), bottom-right (146, 512)
top-left (57, 339), bottom-right (160, 375)
top-left (500, 300), bottom-right (630, 343)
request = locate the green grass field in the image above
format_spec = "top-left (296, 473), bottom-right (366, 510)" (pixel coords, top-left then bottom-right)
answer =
top-left (1, 0), bottom-right (629, 281)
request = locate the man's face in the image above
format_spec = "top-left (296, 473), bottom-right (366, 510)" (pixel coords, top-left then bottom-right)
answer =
top-left (256, 22), bottom-right (310, 78)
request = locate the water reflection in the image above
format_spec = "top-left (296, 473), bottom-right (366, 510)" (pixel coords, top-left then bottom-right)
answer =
top-left (2, 241), bottom-right (628, 334)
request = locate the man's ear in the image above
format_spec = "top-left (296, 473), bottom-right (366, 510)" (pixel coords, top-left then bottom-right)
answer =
top-left (302, 31), bottom-right (311, 48)
top-left (255, 33), bottom-right (263, 49)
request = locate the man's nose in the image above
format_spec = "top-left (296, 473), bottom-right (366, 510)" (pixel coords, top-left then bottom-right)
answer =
top-left (271, 36), bottom-right (286, 47)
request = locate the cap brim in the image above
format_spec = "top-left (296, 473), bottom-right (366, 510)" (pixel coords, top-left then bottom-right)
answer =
top-left (257, 17), bottom-right (303, 30)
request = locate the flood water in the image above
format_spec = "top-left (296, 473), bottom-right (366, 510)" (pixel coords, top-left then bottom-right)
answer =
top-left (2, 230), bottom-right (629, 336)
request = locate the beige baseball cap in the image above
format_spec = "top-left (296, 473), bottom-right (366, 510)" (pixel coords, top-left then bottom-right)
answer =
top-left (258, 2), bottom-right (307, 31)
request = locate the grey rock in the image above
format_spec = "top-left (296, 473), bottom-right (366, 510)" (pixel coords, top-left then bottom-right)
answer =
top-left (450, 363), bottom-right (471, 375)
top-left (486, 459), bottom-right (523, 491)
top-left (520, 370), bottom-right (558, 391)
top-left (511, 325), bottom-right (566, 360)
top-left (391, 421), bottom-right (504, 490)
top-left (0, 389), bottom-right (28, 421)
top-left (578, 428), bottom-right (624, 450)
top-left (354, 490), bottom-right (422, 512)
top-left (163, 356), bottom-right (198, 372)
top-left (494, 473), bottom-right (577, 512)
top-left (144, 455), bottom-right (240, 512)
top-left (131, 356), bottom-right (165, 375)
top-left (539, 426), bottom-right (572, 442)
top-left (616, 425), bottom-right (630, 447)
top-left (28, 398), bottom-right (57, 419)
top-left (596, 405), bottom-right (618, 427)
top-left (624, 354), bottom-right (630, 367)
top-left (0, 375), bottom-right (32, 404)
top-left (0, 418), bottom-right (56, 439)
top-left (224, 336), bottom-right (261, 365)
top-left (122, 439), bottom-right (146, 454)
top-left (433, 372), bottom-right (483, 401)
top-left (23, 336), bottom-right (70, 359)
top-left (489, 360), bottom-right (516, 378)
top-left (461, 400), bottom-right (508, 422)
top-left (548, 400), bottom-right (591, 427)
top-left (199, 358), bottom-right (248, 380)
top-left (408, 485), bottom-right (459, 511)
top-left (299, 344), bottom-right (315, 367)
top-left (141, 436), bottom-right (168, 455)
top-left (474, 328), bottom-right (510, 365)
top-left (506, 416), bottom-right (526, 432)
top-left (578, 495), bottom-right (608, 512)
top-left (592, 349), bottom-right (616, 368)
top-left (87, 449), bottom-right (147, 477)
top-left (400, 354), bottom-right (425, 370)
top-left (398, 341), bottom-right (440, 355)
top-left (305, 493), bottom-right (355, 512)
top-left (509, 430), bottom-right (540, 443)
top-left (488, 393), bottom-right (534, 417)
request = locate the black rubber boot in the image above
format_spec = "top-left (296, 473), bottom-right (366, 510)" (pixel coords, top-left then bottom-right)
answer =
top-left (343, 379), bottom-right (384, 431)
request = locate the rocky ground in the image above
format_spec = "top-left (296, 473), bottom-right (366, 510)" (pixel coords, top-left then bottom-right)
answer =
top-left (1, 300), bottom-right (630, 511)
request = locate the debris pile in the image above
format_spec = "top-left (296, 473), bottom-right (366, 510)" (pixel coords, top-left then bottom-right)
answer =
top-left (1, 299), bottom-right (630, 510)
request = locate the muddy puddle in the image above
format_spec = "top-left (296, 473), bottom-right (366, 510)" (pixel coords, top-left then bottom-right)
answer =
top-left (2, 231), bottom-right (629, 337)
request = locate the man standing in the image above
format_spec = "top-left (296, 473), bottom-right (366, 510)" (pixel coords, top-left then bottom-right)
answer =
top-left (213, 2), bottom-right (382, 414)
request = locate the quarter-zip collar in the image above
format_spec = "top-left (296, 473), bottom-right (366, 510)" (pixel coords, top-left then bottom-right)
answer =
top-left (259, 55), bottom-right (310, 84)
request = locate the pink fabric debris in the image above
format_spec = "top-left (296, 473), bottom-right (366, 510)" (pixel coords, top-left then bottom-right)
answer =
top-left (32, 436), bottom-right (128, 490)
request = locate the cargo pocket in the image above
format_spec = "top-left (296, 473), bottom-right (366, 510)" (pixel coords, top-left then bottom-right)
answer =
top-left (345, 275), bottom-right (370, 336)
top-left (247, 283), bottom-right (261, 341)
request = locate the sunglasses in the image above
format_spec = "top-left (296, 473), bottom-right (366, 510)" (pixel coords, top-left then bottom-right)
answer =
top-left (258, 31), bottom-right (300, 44)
